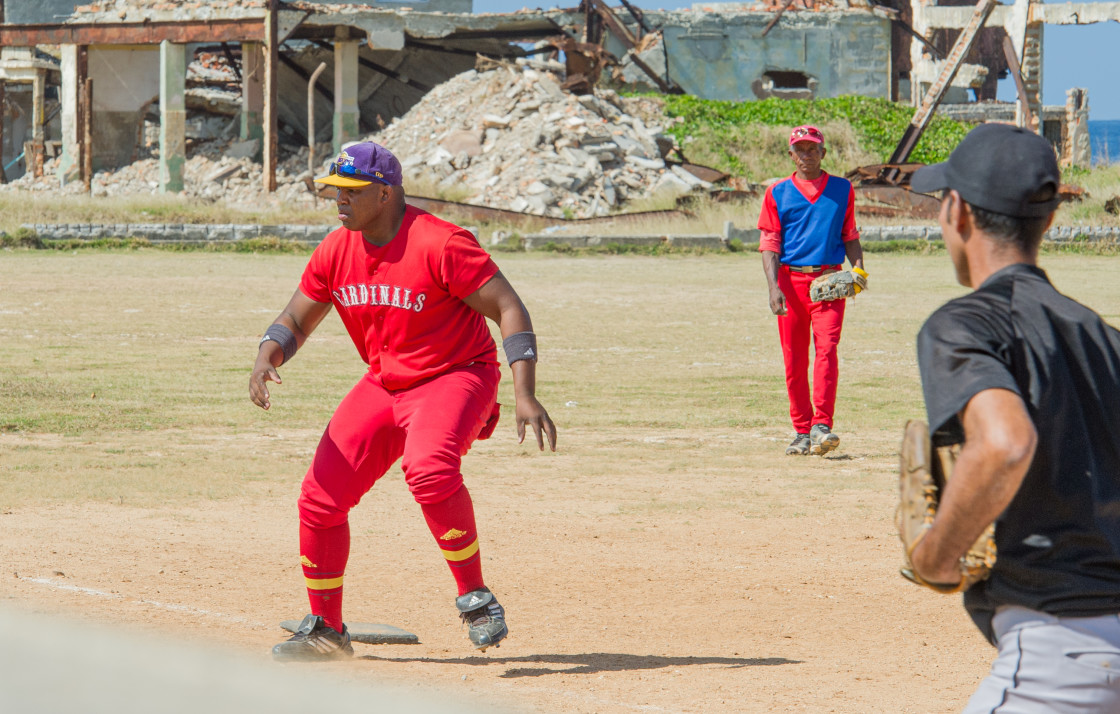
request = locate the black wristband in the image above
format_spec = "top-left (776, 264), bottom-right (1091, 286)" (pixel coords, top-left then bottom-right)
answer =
top-left (260, 323), bottom-right (297, 365)
top-left (502, 331), bottom-right (537, 366)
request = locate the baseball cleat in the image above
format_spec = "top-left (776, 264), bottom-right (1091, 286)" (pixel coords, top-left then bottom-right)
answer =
top-left (809, 424), bottom-right (840, 455)
top-left (272, 614), bottom-right (354, 662)
top-left (785, 432), bottom-right (811, 455)
top-left (456, 587), bottom-right (507, 651)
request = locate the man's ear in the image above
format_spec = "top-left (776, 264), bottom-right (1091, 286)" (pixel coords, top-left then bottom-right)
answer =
top-left (946, 190), bottom-right (970, 237)
top-left (820, 146), bottom-right (826, 159)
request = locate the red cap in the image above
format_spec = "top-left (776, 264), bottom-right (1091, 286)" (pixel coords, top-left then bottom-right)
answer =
top-left (789, 125), bottom-right (824, 146)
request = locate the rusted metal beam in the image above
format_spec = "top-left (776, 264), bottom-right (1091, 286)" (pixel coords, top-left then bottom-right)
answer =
top-left (220, 42), bottom-right (243, 83)
top-left (883, 0), bottom-right (995, 179)
top-left (0, 20), bottom-right (265, 47)
top-left (589, 0), bottom-right (638, 49)
top-left (762, 0), bottom-right (798, 37)
top-left (890, 17), bottom-right (944, 60)
top-left (1001, 34), bottom-right (1036, 131)
top-left (618, 0), bottom-right (653, 35)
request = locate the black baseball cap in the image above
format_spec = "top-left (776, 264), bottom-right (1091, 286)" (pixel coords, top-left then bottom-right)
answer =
top-left (910, 123), bottom-right (1061, 218)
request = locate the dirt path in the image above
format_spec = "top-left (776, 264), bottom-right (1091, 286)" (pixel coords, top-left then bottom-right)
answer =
top-left (1, 427), bottom-right (990, 714)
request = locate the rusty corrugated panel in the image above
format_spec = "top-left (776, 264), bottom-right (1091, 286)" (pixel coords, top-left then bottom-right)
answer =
top-left (855, 185), bottom-right (941, 219)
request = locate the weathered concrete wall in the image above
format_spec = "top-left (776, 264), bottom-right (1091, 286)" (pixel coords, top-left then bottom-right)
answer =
top-left (313, 0), bottom-right (471, 11)
top-left (2, 0), bottom-right (81, 24)
top-left (615, 11), bottom-right (892, 102)
top-left (90, 47), bottom-right (160, 171)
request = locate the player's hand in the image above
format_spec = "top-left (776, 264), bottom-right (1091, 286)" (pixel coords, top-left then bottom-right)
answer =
top-left (768, 287), bottom-right (788, 316)
top-left (515, 396), bottom-right (557, 452)
top-left (249, 358), bottom-right (282, 411)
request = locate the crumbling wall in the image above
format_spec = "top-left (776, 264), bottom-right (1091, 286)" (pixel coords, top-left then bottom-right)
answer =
top-left (311, 0), bottom-right (472, 11)
top-left (626, 11), bottom-right (892, 102)
top-left (1064, 87), bottom-right (1090, 168)
top-left (2, 0), bottom-right (81, 24)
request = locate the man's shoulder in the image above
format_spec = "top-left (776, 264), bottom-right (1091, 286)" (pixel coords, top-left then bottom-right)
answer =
top-left (922, 288), bottom-right (1011, 342)
top-left (824, 173), bottom-right (852, 191)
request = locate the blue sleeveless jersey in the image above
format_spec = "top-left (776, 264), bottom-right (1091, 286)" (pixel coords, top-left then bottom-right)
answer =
top-left (772, 175), bottom-right (851, 266)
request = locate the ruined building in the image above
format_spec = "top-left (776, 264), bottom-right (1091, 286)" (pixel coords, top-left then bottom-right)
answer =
top-left (0, 0), bottom-right (1115, 190)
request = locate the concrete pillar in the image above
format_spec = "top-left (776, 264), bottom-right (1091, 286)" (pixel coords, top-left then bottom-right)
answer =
top-left (57, 44), bottom-right (83, 185)
top-left (333, 38), bottom-right (361, 153)
top-left (30, 70), bottom-right (45, 176)
top-left (1065, 87), bottom-right (1090, 169)
top-left (263, 0), bottom-right (279, 193)
top-left (159, 40), bottom-right (186, 193)
top-left (1021, 22), bottom-right (1044, 133)
top-left (0, 80), bottom-right (5, 183)
top-left (240, 41), bottom-right (264, 147)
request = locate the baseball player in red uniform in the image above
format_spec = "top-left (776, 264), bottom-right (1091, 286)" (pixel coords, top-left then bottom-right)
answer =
top-left (250, 141), bottom-right (557, 662)
top-left (759, 126), bottom-right (865, 456)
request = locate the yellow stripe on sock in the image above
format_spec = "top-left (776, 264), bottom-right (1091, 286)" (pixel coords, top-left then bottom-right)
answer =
top-left (441, 539), bottom-right (479, 562)
top-left (305, 575), bottom-right (344, 590)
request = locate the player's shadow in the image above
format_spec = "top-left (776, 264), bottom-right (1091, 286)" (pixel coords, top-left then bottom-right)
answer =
top-left (359, 652), bottom-right (799, 677)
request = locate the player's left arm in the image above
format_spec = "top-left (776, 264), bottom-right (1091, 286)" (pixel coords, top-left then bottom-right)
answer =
top-left (844, 239), bottom-right (864, 272)
top-left (463, 271), bottom-right (557, 452)
top-left (910, 388), bottom-right (1036, 584)
top-left (842, 184), bottom-right (864, 271)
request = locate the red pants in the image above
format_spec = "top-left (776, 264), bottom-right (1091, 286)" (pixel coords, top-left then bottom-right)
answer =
top-left (298, 362), bottom-right (500, 528)
top-left (776, 267), bottom-right (845, 432)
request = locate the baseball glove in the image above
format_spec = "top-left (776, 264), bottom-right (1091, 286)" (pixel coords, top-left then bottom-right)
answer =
top-left (809, 267), bottom-right (868, 303)
top-left (896, 419), bottom-right (997, 594)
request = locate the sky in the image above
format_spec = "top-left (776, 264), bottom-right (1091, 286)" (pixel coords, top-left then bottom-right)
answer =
top-left (472, 0), bottom-right (1120, 120)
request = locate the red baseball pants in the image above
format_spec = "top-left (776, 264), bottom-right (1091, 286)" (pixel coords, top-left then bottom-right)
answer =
top-left (776, 267), bottom-right (845, 433)
top-left (298, 361), bottom-right (501, 527)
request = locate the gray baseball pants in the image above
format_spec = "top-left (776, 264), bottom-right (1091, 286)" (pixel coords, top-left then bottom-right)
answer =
top-left (963, 605), bottom-right (1120, 713)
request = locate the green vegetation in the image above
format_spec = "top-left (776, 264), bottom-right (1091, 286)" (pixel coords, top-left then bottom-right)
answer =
top-left (655, 94), bottom-right (973, 177)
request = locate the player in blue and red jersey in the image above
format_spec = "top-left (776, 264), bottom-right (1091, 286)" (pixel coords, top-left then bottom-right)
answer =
top-left (758, 126), bottom-right (865, 456)
top-left (250, 142), bottom-right (556, 661)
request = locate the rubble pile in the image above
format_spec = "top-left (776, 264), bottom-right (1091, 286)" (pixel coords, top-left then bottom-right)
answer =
top-left (0, 140), bottom-right (330, 207)
top-left (0, 58), bottom-right (704, 217)
top-left (370, 58), bottom-right (704, 219)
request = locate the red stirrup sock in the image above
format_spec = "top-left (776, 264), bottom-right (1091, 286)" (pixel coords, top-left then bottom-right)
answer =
top-left (421, 485), bottom-right (485, 595)
top-left (299, 521), bottom-right (349, 634)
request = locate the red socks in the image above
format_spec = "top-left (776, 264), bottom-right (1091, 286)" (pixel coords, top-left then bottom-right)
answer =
top-left (298, 486), bottom-right (483, 631)
top-left (420, 485), bottom-right (485, 595)
top-left (299, 521), bottom-right (349, 634)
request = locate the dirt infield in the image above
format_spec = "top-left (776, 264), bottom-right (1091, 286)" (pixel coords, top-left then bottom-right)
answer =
top-left (4, 251), bottom-right (1120, 713)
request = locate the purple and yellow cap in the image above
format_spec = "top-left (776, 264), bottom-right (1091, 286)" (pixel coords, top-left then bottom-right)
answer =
top-left (315, 141), bottom-right (403, 188)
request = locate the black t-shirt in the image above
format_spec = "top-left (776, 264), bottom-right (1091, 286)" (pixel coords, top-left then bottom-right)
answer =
top-left (917, 263), bottom-right (1120, 643)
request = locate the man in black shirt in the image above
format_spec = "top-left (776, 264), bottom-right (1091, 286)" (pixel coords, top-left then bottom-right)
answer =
top-left (909, 123), bottom-right (1120, 712)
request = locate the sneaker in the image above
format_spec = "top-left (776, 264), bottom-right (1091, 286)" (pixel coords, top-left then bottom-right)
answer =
top-left (272, 614), bottom-right (354, 662)
top-left (785, 432), bottom-right (811, 455)
top-left (456, 587), bottom-right (508, 651)
top-left (810, 424), bottom-right (840, 455)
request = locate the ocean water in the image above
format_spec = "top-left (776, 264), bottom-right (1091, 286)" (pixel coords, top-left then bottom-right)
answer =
top-left (1089, 120), bottom-right (1120, 165)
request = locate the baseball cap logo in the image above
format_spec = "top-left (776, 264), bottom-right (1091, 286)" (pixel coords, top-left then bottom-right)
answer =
top-left (789, 126), bottom-right (824, 145)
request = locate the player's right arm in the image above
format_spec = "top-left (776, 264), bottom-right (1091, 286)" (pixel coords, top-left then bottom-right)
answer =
top-left (757, 185), bottom-right (787, 316)
top-left (250, 289), bottom-right (333, 411)
top-left (761, 249), bottom-right (786, 315)
top-left (909, 388), bottom-right (1037, 584)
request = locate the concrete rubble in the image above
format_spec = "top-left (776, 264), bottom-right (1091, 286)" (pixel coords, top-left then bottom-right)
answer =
top-left (0, 55), bottom-right (702, 218)
top-left (369, 57), bottom-right (702, 219)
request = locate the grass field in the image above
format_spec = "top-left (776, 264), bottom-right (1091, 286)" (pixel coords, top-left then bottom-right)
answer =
top-left (3, 250), bottom-right (1120, 713)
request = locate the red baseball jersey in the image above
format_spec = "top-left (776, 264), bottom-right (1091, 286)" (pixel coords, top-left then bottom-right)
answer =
top-left (299, 205), bottom-right (500, 391)
top-left (757, 172), bottom-right (859, 254)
